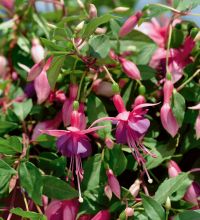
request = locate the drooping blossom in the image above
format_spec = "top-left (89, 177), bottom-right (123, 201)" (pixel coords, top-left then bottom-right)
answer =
top-left (150, 37), bottom-right (195, 83)
top-left (113, 94), bottom-right (157, 182)
top-left (91, 210), bottom-right (111, 220)
top-left (41, 104), bottom-right (105, 202)
top-left (160, 80), bottom-right (179, 137)
top-left (45, 199), bottom-right (79, 220)
top-left (106, 168), bottom-right (121, 199)
top-left (119, 57), bottom-right (141, 80)
top-left (188, 103), bottom-right (200, 139)
top-left (168, 160), bottom-right (200, 209)
top-left (119, 11), bottom-right (142, 37)
top-left (31, 111), bottom-right (63, 141)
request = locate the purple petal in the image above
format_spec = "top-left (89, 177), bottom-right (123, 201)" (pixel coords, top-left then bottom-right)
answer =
top-left (115, 121), bottom-right (127, 144)
top-left (128, 118), bottom-right (150, 134)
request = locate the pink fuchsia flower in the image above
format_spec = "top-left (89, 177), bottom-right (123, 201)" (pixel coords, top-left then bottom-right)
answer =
top-left (27, 56), bottom-right (53, 104)
top-left (31, 111), bottom-right (63, 141)
top-left (106, 168), bottom-right (121, 199)
top-left (89, 4), bottom-right (97, 19)
top-left (45, 199), bottom-right (79, 220)
top-left (112, 94), bottom-right (157, 182)
top-left (188, 103), bottom-right (200, 139)
top-left (184, 182), bottom-right (200, 210)
top-left (31, 38), bottom-right (45, 64)
top-left (125, 207), bottom-right (134, 218)
top-left (167, 160), bottom-right (200, 209)
top-left (41, 105), bottom-right (105, 202)
top-left (91, 210), bottom-right (111, 220)
top-left (160, 80), bottom-right (179, 137)
top-left (150, 37), bottom-right (195, 83)
top-left (119, 11), bottom-right (142, 37)
top-left (119, 57), bottom-right (141, 80)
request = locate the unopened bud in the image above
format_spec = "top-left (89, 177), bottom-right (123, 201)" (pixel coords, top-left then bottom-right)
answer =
top-left (129, 179), bottom-right (141, 197)
top-left (89, 4), bottom-right (97, 19)
top-left (194, 31), bottom-right (200, 42)
top-left (95, 27), bottom-right (107, 34)
top-left (104, 184), bottom-right (112, 200)
top-left (113, 7), bottom-right (130, 13)
top-left (166, 72), bottom-right (172, 81)
top-left (73, 101), bottom-right (79, 110)
top-left (165, 197), bottom-right (171, 210)
top-left (75, 21), bottom-right (85, 32)
top-left (112, 83), bottom-right (120, 94)
top-left (105, 137), bottom-right (114, 149)
top-left (138, 85), bottom-right (146, 95)
top-left (125, 207), bottom-right (134, 217)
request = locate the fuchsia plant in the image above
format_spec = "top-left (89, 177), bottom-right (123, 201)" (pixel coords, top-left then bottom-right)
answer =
top-left (0, 0), bottom-right (200, 220)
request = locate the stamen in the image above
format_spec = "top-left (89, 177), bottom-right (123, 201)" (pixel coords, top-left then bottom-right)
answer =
top-left (76, 156), bottom-right (84, 203)
top-left (143, 165), bottom-right (153, 184)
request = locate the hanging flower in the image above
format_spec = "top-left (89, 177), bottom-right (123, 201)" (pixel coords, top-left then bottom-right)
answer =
top-left (188, 103), bottom-right (200, 139)
top-left (40, 102), bottom-right (105, 202)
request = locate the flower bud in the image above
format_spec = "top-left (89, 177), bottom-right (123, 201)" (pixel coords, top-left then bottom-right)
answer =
top-left (75, 21), bottom-right (85, 32)
top-left (89, 4), bottom-right (97, 19)
top-left (77, 0), bottom-right (84, 8)
top-left (104, 184), bottom-right (112, 200)
top-left (105, 137), bottom-right (114, 149)
top-left (125, 207), bottom-right (134, 217)
top-left (168, 160), bottom-right (181, 178)
top-left (119, 57), bottom-right (141, 80)
top-left (31, 38), bottom-right (45, 64)
top-left (0, 0), bottom-right (14, 10)
top-left (95, 27), bottom-right (107, 34)
top-left (119, 11), bottom-right (142, 37)
top-left (165, 197), bottom-right (171, 210)
top-left (129, 179), bottom-right (141, 198)
top-left (184, 182), bottom-right (200, 209)
top-left (92, 80), bottom-right (114, 97)
top-left (163, 80), bottom-right (174, 104)
top-left (106, 169), bottom-right (121, 199)
top-left (113, 7), bottom-right (130, 13)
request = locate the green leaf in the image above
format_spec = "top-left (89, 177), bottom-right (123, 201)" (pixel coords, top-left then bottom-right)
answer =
top-left (11, 208), bottom-right (47, 220)
top-left (82, 154), bottom-right (106, 190)
top-left (88, 35), bottom-right (110, 59)
top-left (13, 99), bottom-right (33, 121)
top-left (105, 145), bottom-right (127, 176)
top-left (174, 210), bottom-right (200, 220)
top-left (82, 14), bottom-right (117, 38)
top-left (40, 38), bottom-right (67, 51)
top-left (141, 193), bottom-right (165, 220)
top-left (0, 19), bottom-right (14, 31)
top-left (110, 19), bottom-right (120, 39)
top-left (53, 27), bottom-right (72, 41)
top-left (138, 65), bottom-right (156, 80)
top-left (47, 55), bottom-right (65, 89)
top-left (42, 175), bottom-right (78, 200)
top-left (0, 160), bottom-right (16, 175)
top-left (154, 173), bottom-right (191, 204)
top-left (170, 29), bottom-right (184, 48)
top-left (171, 91), bottom-right (186, 126)
top-left (19, 162), bottom-right (43, 205)
top-left (0, 136), bottom-right (22, 155)
top-left (175, 0), bottom-right (200, 11)
top-left (0, 120), bottom-right (18, 135)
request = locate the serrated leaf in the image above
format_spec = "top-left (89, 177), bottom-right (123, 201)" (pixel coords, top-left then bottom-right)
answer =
top-left (47, 55), bottom-right (65, 89)
top-left (141, 193), bottom-right (165, 220)
top-left (171, 91), bottom-right (185, 126)
top-left (13, 99), bottom-right (33, 121)
top-left (42, 175), bottom-right (78, 200)
top-left (19, 162), bottom-right (43, 205)
top-left (154, 173), bottom-right (191, 204)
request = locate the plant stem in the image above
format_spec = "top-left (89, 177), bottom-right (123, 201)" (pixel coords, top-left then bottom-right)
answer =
top-left (166, 24), bottom-right (173, 74)
top-left (102, 65), bottom-right (116, 84)
top-left (177, 69), bottom-right (200, 91)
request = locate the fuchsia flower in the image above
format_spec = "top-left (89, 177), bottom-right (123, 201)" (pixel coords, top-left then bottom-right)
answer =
top-left (160, 80), bottom-right (179, 137)
top-left (91, 210), bottom-right (111, 220)
top-left (45, 199), bottom-right (79, 220)
top-left (31, 38), bottom-right (45, 64)
top-left (119, 11), bottom-right (142, 37)
top-left (168, 160), bottom-right (200, 209)
top-left (188, 103), bottom-right (200, 139)
top-left (150, 37), bottom-right (195, 83)
top-left (106, 168), bottom-right (121, 199)
top-left (0, 55), bottom-right (8, 79)
top-left (0, 0), bottom-right (14, 11)
top-left (111, 94), bottom-right (157, 182)
top-left (41, 104), bottom-right (105, 202)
